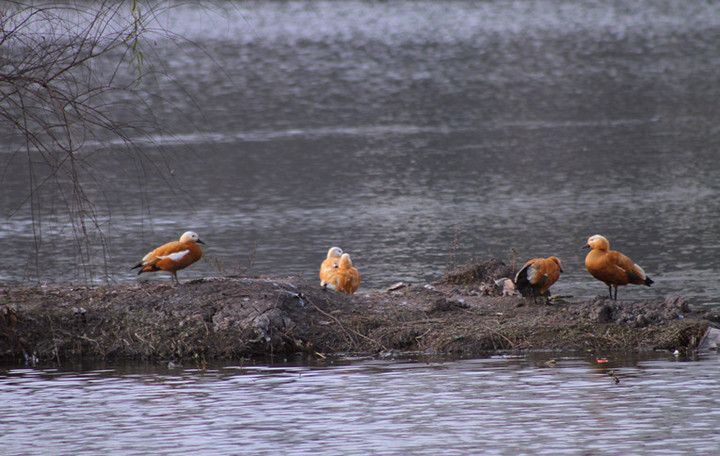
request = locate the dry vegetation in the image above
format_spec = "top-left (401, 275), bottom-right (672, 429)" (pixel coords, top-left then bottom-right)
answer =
top-left (1, 259), bottom-right (716, 365)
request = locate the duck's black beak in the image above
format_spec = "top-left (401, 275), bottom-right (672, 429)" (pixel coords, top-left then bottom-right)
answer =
top-left (581, 243), bottom-right (590, 249)
top-left (197, 239), bottom-right (206, 245)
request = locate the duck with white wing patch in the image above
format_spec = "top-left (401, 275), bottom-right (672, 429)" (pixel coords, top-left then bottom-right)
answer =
top-left (132, 231), bottom-right (205, 284)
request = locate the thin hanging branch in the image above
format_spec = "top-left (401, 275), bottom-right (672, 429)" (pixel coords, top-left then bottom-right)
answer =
top-left (0, 1), bottom-right (186, 283)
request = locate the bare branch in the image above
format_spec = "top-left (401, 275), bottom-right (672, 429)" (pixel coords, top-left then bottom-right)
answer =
top-left (1, 1), bottom-right (193, 283)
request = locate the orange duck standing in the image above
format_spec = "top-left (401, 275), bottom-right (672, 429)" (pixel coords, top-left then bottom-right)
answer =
top-left (132, 231), bottom-right (205, 284)
top-left (321, 253), bottom-right (361, 294)
top-left (514, 256), bottom-right (563, 302)
top-left (319, 246), bottom-right (343, 286)
top-left (583, 234), bottom-right (653, 301)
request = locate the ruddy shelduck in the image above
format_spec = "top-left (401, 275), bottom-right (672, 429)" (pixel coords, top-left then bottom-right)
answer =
top-left (514, 256), bottom-right (563, 302)
top-left (583, 234), bottom-right (653, 301)
top-left (132, 231), bottom-right (205, 284)
top-left (319, 246), bottom-right (343, 286)
top-left (321, 253), bottom-right (361, 295)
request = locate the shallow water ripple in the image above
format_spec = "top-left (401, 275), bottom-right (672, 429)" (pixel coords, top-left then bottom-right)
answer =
top-left (2, 355), bottom-right (720, 455)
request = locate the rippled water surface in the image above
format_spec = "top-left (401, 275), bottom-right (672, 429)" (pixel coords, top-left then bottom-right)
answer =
top-left (3, 3), bottom-right (720, 454)
top-left (2, 0), bottom-right (720, 303)
top-left (2, 353), bottom-right (720, 456)
top-left (0, 0), bottom-right (720, 456)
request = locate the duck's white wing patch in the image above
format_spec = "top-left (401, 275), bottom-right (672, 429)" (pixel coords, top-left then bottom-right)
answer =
top-left (526, 266), bottom-right (538, 283)
top-left (158, 250), bottom-right (189, 261)
top-left (634, 263), bottom-right (647, 279)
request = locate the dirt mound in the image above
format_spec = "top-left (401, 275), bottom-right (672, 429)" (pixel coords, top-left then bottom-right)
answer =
top-left (0, 259), bottom-right (716, 364)
top-left (436, 258), bottom-right (516, 285)
top-left (571, 295), bottom-right (692, 326)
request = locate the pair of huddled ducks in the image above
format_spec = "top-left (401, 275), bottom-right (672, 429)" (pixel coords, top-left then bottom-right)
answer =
top-left (133, 232), bottom-right (653, 301)
top-left (131, 232), bottom-right (360, 294)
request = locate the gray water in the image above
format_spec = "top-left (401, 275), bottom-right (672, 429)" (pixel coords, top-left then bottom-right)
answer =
top-left (2, 352), bottom-right (720, 456)
top-left (2, 0), bottom-right (720, 303)
top-left (3, 3), bottom-right (720, 452)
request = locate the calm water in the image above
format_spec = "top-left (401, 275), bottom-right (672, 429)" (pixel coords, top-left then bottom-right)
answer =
top-left (2, 1), bottom-right (720, 304)
top-left (2, 352), bottom-right (720, 456)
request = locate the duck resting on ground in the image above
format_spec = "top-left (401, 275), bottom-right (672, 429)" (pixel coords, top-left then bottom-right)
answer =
top-left (321, 252), bottom-right (361, 295)
top-left (514, 256), bottom-right (563, 302)
top-left (319, 246), bottom-right (343, 286)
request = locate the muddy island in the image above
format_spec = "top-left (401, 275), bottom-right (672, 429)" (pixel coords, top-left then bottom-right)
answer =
top-left (1, 259), bottom-right (717, 364)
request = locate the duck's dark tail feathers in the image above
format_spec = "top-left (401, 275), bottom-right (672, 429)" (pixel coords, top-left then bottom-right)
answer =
top-left (514, 265), bottom-right (530, 289)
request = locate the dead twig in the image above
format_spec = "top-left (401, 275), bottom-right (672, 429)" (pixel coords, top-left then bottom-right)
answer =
top-left (306, 296), bottom-right (388, 352)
